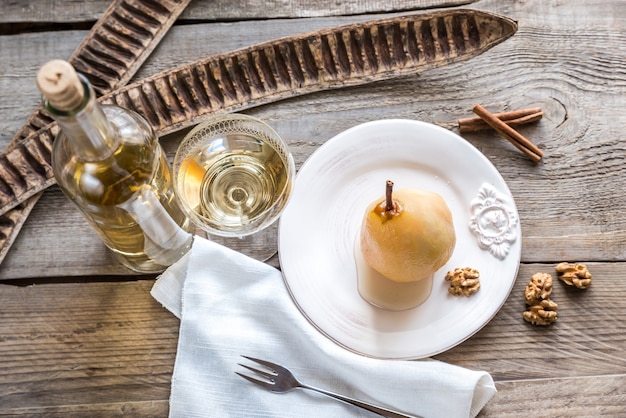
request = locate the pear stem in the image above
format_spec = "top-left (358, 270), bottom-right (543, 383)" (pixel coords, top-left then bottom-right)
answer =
top-left (385, 180), bottom-right (396, 212)
top-left (375, 180), bottom-right (401, 219)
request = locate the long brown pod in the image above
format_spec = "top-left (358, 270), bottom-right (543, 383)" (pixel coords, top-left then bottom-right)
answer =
top-left (105, 9), bottom-right (518, 137)
top-left (0, 0), bottom-right (191, 264)
top-left (0, 9), bottom-right (517, 254)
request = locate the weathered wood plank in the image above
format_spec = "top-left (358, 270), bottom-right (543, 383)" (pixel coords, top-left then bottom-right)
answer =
top-left (0, 0), bottom-right (476, 24)
top-left (0, 280), bottom-right (178, 412)
top-left (0, 10), bottom-right (519, 216)
top-left (0, 0), bottom-right (192, 276)
top-left (483, 375), bottom-right (626, 417)
top-left (0, 401), bottom-right (168, 418)
top-left (1, 0), bottom-right (625, 416)
top-left (1, 3), bottom-right (625, 276)
top-left (3, 377), bottom-right (624, 417)
top-left (435, 263), bottom-right (626, 381)
top-left (0, 262), bottom-right (624, 415)
top-left (0, 15), bottom-right (396, 151)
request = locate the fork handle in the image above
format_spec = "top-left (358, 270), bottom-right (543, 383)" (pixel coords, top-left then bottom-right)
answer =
top-left (301, 383), bottom-right (420, 418)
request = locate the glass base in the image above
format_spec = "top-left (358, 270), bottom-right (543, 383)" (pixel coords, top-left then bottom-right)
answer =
top-left (193, 221), bottom-right (279, 262)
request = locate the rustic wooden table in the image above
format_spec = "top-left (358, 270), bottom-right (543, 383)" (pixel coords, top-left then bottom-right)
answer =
top-left (1, 0), bottom-right (625, 416)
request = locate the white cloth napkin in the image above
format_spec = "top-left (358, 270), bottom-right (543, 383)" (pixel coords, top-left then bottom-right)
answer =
top-left (151, 236), bottom-right (496, 418)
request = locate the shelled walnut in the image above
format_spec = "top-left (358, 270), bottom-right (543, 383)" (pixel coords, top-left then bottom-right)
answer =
top-left (555, 262), bottom-right (592, 289)
top-left (523, 299), bottom-right (558, 326)
top-left (524, 272), bottom-right (553, 305)
top-left (445, 267), bottom-right (480, 296)
top-left (523, 273), bottom-right (557, 326)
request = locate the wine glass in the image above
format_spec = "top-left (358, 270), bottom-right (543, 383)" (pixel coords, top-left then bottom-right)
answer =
top-left (172, 113), bottom-right (296, 260)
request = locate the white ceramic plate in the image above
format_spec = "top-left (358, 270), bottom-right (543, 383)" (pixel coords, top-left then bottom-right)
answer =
top-left (278, 119), bottom-right (521, 359)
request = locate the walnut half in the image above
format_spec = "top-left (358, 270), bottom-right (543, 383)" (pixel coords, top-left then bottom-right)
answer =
top-left (445, 267), bottom-right (480, 297)
top-left (524, 272), bottom-right (553, 305)
top-left (523, 299), bottom-right (558, 326)
top-left (523, 273), bottom-right (558, 326)
top-left (555, 262), bottom-right (592, 289)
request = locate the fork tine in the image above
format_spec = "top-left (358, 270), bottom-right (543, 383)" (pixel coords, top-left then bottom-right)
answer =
top-left (240, 355), bottom-right (280, 371)
top-left (241, 355), bottom-right (294, 377)
top-left (235, 371), bottom-right (275, 390)
top-left (238, 363), bottom-right (276, 381)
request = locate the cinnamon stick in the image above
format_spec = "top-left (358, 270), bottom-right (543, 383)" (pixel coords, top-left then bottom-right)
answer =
top-left (459, 107), bottom-right (543, 132)
top-left (472, 104), bottom-right (543, 163)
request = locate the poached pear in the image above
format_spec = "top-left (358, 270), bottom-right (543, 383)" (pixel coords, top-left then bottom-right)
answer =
top-left (360, 180), bottom-right (456, 284)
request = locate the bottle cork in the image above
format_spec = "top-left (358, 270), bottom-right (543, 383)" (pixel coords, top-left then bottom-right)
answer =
top-left (36, 60), bottom-right (85, 111)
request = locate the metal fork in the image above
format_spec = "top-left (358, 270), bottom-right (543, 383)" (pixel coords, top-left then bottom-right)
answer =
top-left (236, 355), bottom-right (420, 418)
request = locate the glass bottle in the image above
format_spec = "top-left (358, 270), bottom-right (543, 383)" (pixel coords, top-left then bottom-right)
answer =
top-left (37, 59), bottom-right (192, 273)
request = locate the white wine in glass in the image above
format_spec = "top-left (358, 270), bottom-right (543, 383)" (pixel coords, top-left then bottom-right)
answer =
top-left (173, 114), bottom-right (295, 260)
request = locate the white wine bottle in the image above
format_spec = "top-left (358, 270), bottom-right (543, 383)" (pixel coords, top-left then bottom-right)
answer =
top-left (37, 59), bottom-right (192, 273)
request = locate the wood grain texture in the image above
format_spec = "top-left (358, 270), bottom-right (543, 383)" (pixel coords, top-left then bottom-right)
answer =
top-left (0, 0), bottom-right (191, 274)
top-left (435, 263), bottom-right (626, 381)
top-left (0, 9), bottom-right (517, 218)
top-left (0, 280), bottom-right (177, 415)
top-left (0, 15), bottom-right (388, 280)
top-left (1, 0), bottom-right (626, 416)
top-left (0, 263), bottom-right (624, 416)
top-left (483, 375), bottom-right (626, 417)
top-left (2, 0), bottom-right (625, 275)
top-left (0, 0), bottom-right (477, 23)
top-left (10, 0), bottom-right (192, 143)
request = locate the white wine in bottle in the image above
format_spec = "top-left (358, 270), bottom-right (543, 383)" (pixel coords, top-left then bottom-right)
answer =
top-left (37, 60), bottom-right (192, 273)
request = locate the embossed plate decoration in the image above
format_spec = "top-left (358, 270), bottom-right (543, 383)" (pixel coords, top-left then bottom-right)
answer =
top-left (278, 119), bottom-right (521, 359)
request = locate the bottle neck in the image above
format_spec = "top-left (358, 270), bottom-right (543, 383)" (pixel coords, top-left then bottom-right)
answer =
top-left (44, 75), bottom-right (117, 160)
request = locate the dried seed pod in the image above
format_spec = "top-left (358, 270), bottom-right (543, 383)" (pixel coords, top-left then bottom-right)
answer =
top-left (0, 10), bottom-right (519, 266)
top-left (0, 0), bottom-right (192, 266)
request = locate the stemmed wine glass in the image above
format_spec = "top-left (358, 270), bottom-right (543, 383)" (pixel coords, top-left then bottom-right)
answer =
top-left (173, 113), bottom-right (296, 261)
